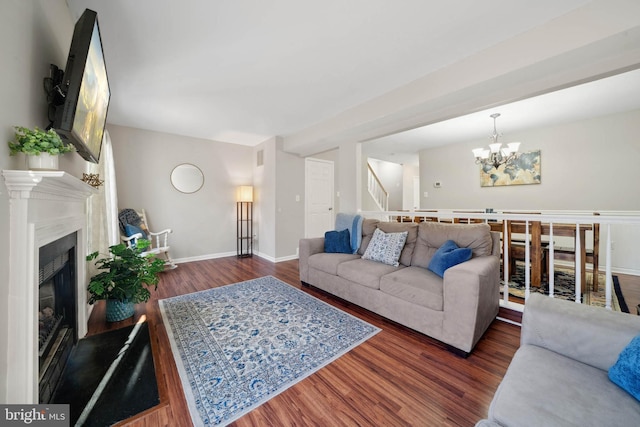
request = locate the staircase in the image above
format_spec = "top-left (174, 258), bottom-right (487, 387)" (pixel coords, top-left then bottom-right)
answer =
top-left (367, 163), bottom-right (388, 212)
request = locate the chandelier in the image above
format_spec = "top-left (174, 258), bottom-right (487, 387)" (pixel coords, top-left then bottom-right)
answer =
top-left (472, 113), bottom-right (520, 169)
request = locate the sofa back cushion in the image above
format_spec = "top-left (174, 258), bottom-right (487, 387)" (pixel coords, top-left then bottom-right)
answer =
top-left (377, 222), bottom-right (418, 266)
top-left (357, 218), bottom-right (380, 255)
top-left (410, 222), bottom-right (493, 268)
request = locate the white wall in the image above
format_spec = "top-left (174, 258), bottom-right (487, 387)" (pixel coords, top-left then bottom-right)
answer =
top-left (109, 124), bottom-right (253, 260)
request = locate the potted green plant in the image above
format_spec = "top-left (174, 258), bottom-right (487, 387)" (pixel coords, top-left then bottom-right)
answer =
top-left (86, 240), bottom-right (166, 322)
top-left (7, 126), bottom-right (75, 170)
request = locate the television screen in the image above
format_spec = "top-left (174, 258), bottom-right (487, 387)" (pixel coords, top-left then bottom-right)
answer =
top-left (53, 9), bottom-right (110, 164)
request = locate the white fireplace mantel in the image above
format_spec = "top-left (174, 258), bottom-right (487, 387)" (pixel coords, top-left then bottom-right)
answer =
top-left (2, 170), bottom-right (98, 404)
top-left (2, 170), bottom-right (97, 200)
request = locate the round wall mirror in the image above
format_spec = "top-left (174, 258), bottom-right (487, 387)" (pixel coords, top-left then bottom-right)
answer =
top-left (170, 163), bottom-right (204, 194)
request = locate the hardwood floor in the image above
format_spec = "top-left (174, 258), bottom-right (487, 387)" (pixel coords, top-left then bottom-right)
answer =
top-left (85, 257), bottom-right (639, 426)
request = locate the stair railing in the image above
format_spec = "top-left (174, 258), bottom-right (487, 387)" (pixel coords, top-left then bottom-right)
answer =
top-left (367, 163), bottom-right (388, 212)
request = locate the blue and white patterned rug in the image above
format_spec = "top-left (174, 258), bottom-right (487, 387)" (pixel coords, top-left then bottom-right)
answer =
top-left (159, 276), bottom-right (380, 426)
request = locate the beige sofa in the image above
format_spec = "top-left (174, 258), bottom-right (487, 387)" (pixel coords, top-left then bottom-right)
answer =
top-left (299, 219), bottom-right (501, 354)
top-left (477, 293), bottom-right (640, 426)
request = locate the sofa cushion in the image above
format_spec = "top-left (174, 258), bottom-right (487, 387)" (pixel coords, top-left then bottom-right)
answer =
top-left (337, 258), bottom-right (403, 290)
top-left (324, 229), bottom-right (352, 254)
top-left (380, 266), bottom-right (444, 311)
top-left (308, 252), bottom-right (360, 275)
top-left (362, 228), bottom-right (408, 267)
top-left (357, 218), bottom-right (380, 255)
top-left (428, 240), bottom-right (472, 278)
top-left (411, 222), bottom-right (493, 268)
top-left (377, 222), bottom-right (419, 267)
top-left (489, 344), bottom-right (640, 427)
top-left (609, 334), bottom-right (640, 401)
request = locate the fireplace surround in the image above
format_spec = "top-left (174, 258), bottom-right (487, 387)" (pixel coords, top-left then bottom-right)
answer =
top-left (2, 170), bottom-right (97, 403)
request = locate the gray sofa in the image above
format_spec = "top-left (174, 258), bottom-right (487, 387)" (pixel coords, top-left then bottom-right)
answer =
top-left (299, 219), bottom-right (501, 354)
top-left (477, 293), bottom-right (640, 427)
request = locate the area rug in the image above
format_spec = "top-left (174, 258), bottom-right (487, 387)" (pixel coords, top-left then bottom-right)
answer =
top-left (502, 262), bottom-right (628, 312)
top-left (159, 276), bottom-right (380, 426)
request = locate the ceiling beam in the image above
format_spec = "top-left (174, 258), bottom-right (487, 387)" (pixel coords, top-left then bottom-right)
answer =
top-left (283, 0), bottom-right (640, 157)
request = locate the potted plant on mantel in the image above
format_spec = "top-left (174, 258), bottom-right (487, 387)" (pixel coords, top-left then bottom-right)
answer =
top-left (87, 240), bottom-right (166, 322)
top-left (7, 126), bottom-right (75, 170)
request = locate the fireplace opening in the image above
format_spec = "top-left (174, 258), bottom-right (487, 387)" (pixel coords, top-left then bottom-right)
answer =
top-left (38, 232), bottom-right (78, 403)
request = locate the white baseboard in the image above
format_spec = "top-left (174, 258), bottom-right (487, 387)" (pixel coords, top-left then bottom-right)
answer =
top-left (252, 251), bottom-right (299, 263)
top-left (173, 251), bottom-right (299, 265)
top-left (609, 266), bottom-right (640, 277)
top-left (275, 254), bottom-right (299, 263)
top-left (552, 260), bottom-right (640, 277)
top-left (173, 251), bottom-right (236, 264)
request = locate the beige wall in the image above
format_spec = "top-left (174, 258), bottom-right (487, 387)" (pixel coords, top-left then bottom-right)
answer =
top-left (418, 110), bottom-right (640, 211)
top-left (253, 138), bottom-right (276, 259)
top-left (0, 0), bottom-right (96, 402)
top-left (275, 139), bottom-right (305, 259)
top-left (109, 124), bottom-right (253, 260)
top-left (252, 137), bottom-right (306, 261)
top-left (415, 109), bottom-right (640, 273)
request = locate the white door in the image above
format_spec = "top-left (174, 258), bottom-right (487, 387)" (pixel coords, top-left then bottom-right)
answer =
top-left (305, 158), bottom-right (334, 237)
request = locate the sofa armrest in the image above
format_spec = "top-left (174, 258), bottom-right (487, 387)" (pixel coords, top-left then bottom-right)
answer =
top-left (298, 237), bottom-right (325, 283)
top-left (442, 255), bottom-right (501, 353)
top-left (521, 293), bottom-right (640, 371)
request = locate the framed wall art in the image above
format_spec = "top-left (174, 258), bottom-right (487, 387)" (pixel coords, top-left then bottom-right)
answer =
top-left (480, 150), bottom-right (541, 187)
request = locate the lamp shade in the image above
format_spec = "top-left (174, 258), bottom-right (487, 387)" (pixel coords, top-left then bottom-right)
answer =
top-left (236, 185), bottom-right (253, 202)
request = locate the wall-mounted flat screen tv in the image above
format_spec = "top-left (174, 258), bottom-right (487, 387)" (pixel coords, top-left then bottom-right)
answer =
top-left (53, 9), bottom-right (110, 164)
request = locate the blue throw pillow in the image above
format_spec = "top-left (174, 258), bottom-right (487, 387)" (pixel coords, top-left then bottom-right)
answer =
top-left (325, 229), bottom-right (352, 254)
top-left (124, 223), bottom-right (147, 247)
top-left (609, 334), bottom-right (640, 401)
top-left (124, 223), bottom-right (147, 239)
top-left (427, 240), bottom-right (472, 277)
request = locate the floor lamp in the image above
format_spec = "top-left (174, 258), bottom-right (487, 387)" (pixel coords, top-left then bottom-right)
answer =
top-left (236, 186), bottom-right (253, 258)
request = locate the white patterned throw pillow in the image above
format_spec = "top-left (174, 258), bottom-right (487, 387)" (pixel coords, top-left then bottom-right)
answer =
top-left (362, 228), bottom-right (408, 267)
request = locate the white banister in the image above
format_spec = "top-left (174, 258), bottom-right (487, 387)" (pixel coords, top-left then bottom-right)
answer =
top-left (367, 164), bottom-right (388, 212)
top-left (502, 221), bottom-right (510, 306)
top-left (574, 222), bottom-right (581, 303)
top-left (605, 224), bottom-right (613, 310)
top-left (548, 222), bottom-right (555, 297)
top-left (525, 221), bottom-right (531, 299)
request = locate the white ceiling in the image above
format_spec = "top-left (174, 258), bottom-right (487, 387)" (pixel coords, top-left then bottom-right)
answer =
top-left (65, 0), bottom-right (615, 149)
top-left (363, 68), bottom-right (640, 165)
